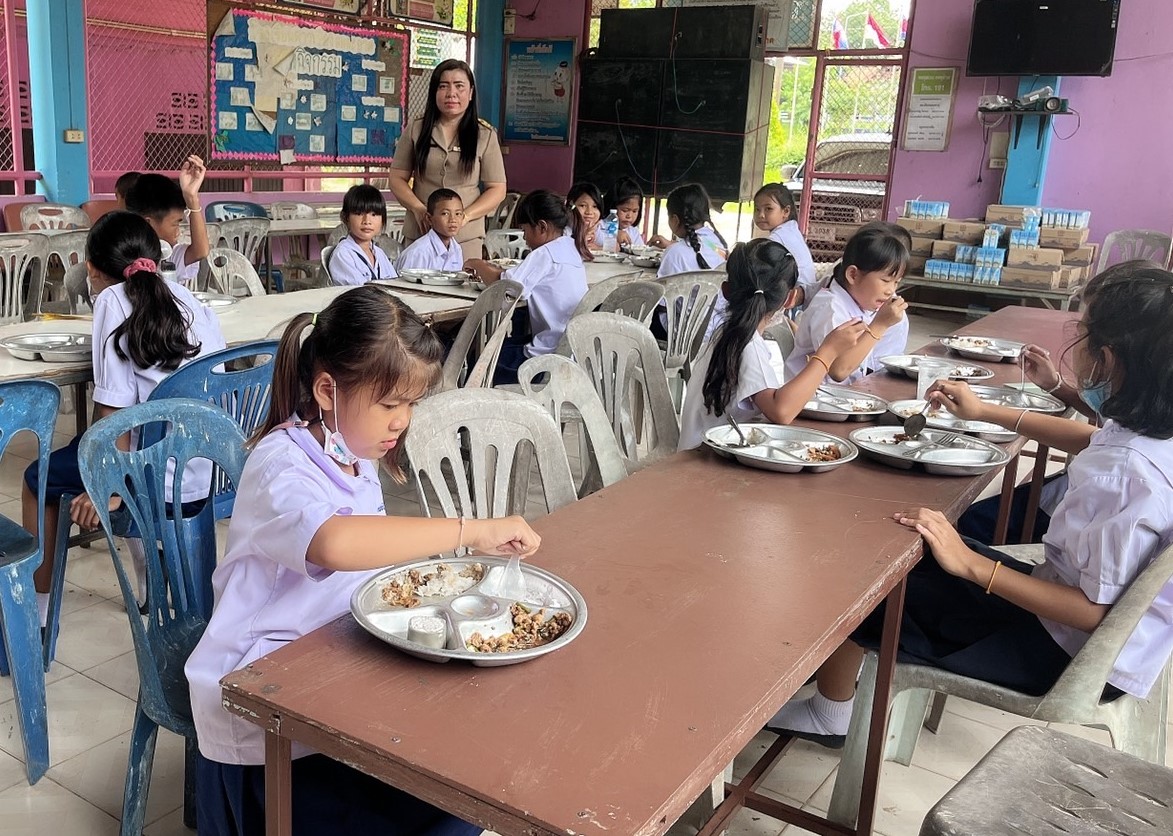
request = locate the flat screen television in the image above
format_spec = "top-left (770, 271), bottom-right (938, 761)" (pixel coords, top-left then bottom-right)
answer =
top-left (966, 0), bottom-right (1122, 77)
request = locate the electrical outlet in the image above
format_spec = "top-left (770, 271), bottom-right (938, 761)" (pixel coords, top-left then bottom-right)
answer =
top-left (988, 157), bottom-right (1007, 169)
top-left (63, 129), bottom-right (84, 143)
top-left (503, 8), bottom-right (516, 35)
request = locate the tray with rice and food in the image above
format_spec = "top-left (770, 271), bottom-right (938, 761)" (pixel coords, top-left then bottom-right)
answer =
top-left (703, 424), bottom-right (858, 474)
top-left (886, 399), bottom-right (1016, 443)
top-left (878, 354), bottom-right (994, 382)
top-left (849, 426), bottom-right (1012, 476)
top-left (799, 385), bottom-right (888, 422)
top-left (351, 556), bottom-right (586, 666)
top-left (939, 335), bottom-right (1025, 362)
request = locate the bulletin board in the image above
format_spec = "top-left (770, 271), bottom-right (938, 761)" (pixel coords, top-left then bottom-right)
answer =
top-left (208, 7), bottom-right (410, 164)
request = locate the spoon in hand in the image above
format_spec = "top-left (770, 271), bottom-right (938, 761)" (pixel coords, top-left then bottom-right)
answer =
top-left (903, 400), bottom-right (933, 438)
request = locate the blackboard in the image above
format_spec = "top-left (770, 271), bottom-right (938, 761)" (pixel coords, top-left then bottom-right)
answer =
top-left (661, 59), bottom-right (765, 134)
top-left (573, 122), bottom-right (658, 191)
top-left (578, 59), bottom-right (666, 127)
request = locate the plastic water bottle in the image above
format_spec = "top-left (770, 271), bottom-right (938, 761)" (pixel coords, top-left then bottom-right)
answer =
top-left (601, 210), bottom-right (620, 253)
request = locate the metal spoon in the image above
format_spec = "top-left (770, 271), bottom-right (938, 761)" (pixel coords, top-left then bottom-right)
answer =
top-left (903, 400), bottom-right (933, 438)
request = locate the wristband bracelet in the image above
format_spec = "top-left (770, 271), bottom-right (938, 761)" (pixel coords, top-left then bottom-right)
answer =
top-left (985, 560), bottom-right (1003, 595)
top-left (457, 516), bottom-right (466, 551)
top-left (807, 354), bottom-right (831, 373)
top-left (1045, 375), bottom-right (1065, 394)
top-left (1013, 408), bottom-right (1029, 434)
top-left (863, 325), bottom-right (879, 340)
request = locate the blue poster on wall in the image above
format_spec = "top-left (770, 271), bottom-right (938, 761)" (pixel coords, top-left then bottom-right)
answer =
top-left (502, 38), bottom-right (576, 145)
top-left (209, 8), bottom-right (408, 163)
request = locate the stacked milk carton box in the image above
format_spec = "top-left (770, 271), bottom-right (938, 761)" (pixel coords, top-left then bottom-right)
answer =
top-left (985, 204), bottom-right (1097, 290)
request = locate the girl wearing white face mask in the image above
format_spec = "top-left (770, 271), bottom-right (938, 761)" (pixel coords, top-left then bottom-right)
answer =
top-left (186, 285), bottom-right (541, 833)
top-left (767, 262), bottom-right (1173, 749)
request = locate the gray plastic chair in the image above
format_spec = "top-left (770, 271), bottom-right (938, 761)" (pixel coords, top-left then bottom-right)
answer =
top-left (212, 217), bottom-right (270, 266)
top-left (565, 312), bottom-right (680, 468)
top-left (440, 279), bottom-right (523, 391)
top-left (405, 388), bottom-right (577, 521)
top-left (319, 244), bottom-right (337, 286)
top-left (660, 272), bottom-right (721, 408)
top-left (599, 280), bottom-right (663, 326)
top-left (0, 233), bottom-right (48, 323)
top-left (37, 229), bottom-right (89, 312)
top-left (518, 353), bottom-right (628, 498)
top-left (267, 201), bottom-right (318, 221)
top-left (205, 248), bottom-right (267, 298)
top-left (20, 202), bottom-right (89, 231)
top-left (64, 262), bottom-right (90, 314)
top-left (762, 320), bottom-right (796, 363)
top-left (827, 541), bottom-right (1173, 829)
top-left (487, 192), bottom-right (522, 232)
top-left (267, 201), bottom-right (322, 288)
top-left (326, 223), bottom-right (347, 247)
top-left (1095, 229), bottom-right (1173, 273)
top-left (552, 273), bottom-right (648, 356)
top-left (484, 229), bottom-right (530, 260)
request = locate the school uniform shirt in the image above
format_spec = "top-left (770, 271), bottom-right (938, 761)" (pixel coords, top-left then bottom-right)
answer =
top-left (678, 332), bottom-right (779, 450)
top-left (784, 281), bottom-right (908, 384)
top-left (165, 241), bottom-right (201, 288)
top-left (328, 235), bottom-right (397, 286)
top-left (768, 220), bottom-right (818, 304)
top-left (502, 234), bottom-right (587, 358)
top-left (92, 279), bottom-right (226, 503)
top-left (394, 228), bottom-right (464, 274)
top-left (592, 225), bottom-right (645, 249)
top-left (185, 423), bottom-right (387, 765)
top-left (1033, 421), bottom-right (1173, 698)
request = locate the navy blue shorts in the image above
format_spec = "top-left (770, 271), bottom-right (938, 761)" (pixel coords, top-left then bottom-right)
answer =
top-left (957, 479), bottom-right (1056, 546)
top-left (196, 751), bottom-right (482, 836)
top-left (23, 435), bottom-right (85, 502)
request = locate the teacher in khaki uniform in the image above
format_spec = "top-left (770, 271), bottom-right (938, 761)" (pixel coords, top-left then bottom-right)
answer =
top-left (389, 59), bottom-right (507, 260)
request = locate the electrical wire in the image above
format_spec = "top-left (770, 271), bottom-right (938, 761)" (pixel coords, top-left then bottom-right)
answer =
top-left (1051, 108), bottom-right (1081, 141)
top-left (517, 0), bottom-right (543, 22)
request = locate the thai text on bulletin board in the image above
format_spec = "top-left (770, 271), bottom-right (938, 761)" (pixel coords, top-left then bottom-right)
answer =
top-left (208, 7), bottom-right (409, 163)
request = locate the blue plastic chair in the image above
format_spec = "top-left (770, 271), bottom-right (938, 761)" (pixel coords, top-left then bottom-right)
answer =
top-left (0, 380), bottom-right (58, 783)
top-left (42, 340), bottom-right (277, 671)
top-left (78, 399), bottom-right (247, 836)
top-left (203, 200), bottom-right (267, 222)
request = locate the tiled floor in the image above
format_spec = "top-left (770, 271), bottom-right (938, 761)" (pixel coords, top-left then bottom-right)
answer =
top-left (1, 309), bottom-right (1168, 836)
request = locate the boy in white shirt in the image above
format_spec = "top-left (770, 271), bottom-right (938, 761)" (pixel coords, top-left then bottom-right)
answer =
top-left (394, 188), bottom-right (466, 273)
top-left (124, 156), bottom-right (209, 288)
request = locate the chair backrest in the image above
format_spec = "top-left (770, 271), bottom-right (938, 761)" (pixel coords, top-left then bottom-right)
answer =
top-left (64, 262), bottom-right (90, 314)
top-left (204, 200), bottom-right (267, 222)
top-left (816, 259), bottom-right (839, 291)
top-left (552, 273), bottom-right (645, 356)
top-left (326, 223), bottom-right (347, 247)
top-left (599, 280), bottom-right (664, 326)
top-left (45, 229), bottom-right (88, 273)
top-left (486, 192), bottom-right (522, 232)
top-left (267, 201), bottom-right (319, 220)
top-left (214, 217), bottom-right (270, 265)
top-left (376, 232), bottom-right (402, 261)
top-left (0, 380), bottom-right (60, 555)
top-left (762, 320), bottom-right (796, 363)
top-left (80, 199), bottom-right (119, 225)
top-left (320, 244), bottom-right (336, 282)
top-left (1096, 230), bottom-right (1173, 274)
top-left (20, 202), bottom-right (89, 231)
top-left (205, 248), bottom-right (266, 297)
top-left (145, 341), bottom-right (278, 519)
top-left (78, 400), bottom-right (246, 734)
top-left (0, 233), bottom-right (48, 322)
top-left (405, 388), bottom-right (577, 519)
top-left (661, 273), bottom-right (721, 371)
top-left (177, 221), bottom-right (220, 249)
top-left (485, 228), bottom-right (531, 260)
top-left (440, 279), bottom-right (523, 390)
top-left (2, 201), bottom-right (33, 233)
top-left (565, 312), bottom-right (681, 464)
top-left (518, 353), bottom-right (628, 497)
top-left (1041, 541), bottom-right (1173, 717)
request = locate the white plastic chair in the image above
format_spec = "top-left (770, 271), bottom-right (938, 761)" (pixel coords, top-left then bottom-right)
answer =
top-left (267, 201), bottom-right (321, 289)
top-left (213, 217), bottom-right (270, 267)
top-left (1095, 230), bottom-right (1173, 274)
top-left (552, 273), bottom-right (647, 356)
top-left (204, 248), bottom-right (267, 298)
top-left (319, 245), bottom-right (336, 285)
top-left (660, 272), bottom-right (721, 409)
top-left (326, 223), bottom-right (347, 247)
top-left (267, 201), bottom-right (318, 221)
top-left (485, 229), bottom-right (530, 260)
top-left (20, 203), bottom-right (89, 231)
top-left (405, 388), bottom-right (577, 520)
top-left (486, 192), bottom-right (522, 232)
top-left (599, 280), bottom-right (663, 326)
top-left (38, 229), bottom-right (88, 312)
top-left (64, 263), bottom-right (90, 314)
top-left (827, 541), bottom-right (1173, 829)
top-left (439, 279), bottom-right (522, 391)
top-left (762, 320), bottom-right (796, 363)
top-left (518, 353), bottom-right (628, 498)
top-left (0, 233), bottom-right (48, 322)
top-left (565, 312), bottom-right (680, 468)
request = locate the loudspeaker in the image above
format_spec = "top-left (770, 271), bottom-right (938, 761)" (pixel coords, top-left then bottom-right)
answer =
top-left (598, 9), bottom-right (677, 58)
top-left (578, 59), bottom-right (665, 127)
top-left (660, 59), bottom-right (771, 134)
top-left (573, 122), bottom-right (658, 192)
top-left (656, 125), bottom-right (768, 203)
top-left (598, 7), bottom-right (766, 61)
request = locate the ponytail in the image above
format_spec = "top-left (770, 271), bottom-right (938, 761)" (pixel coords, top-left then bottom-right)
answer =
top-left (86, 211), bottom-right (201, 371)
top-left (666, 182), bottom-right (723, 271)
top-left (682, 219), bottom-right (710, 270)
top-left (702, 240), bottom-right (797, 416)
top-left (251, 311), bottom-right (316, 448)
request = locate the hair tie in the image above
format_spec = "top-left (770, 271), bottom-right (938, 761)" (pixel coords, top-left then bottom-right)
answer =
top-left (753, 289), bottom-right (765, 295)
top-left (311, 313), bottom-right (318, 325)
top-left (123, 257), bottom-right (157, 279)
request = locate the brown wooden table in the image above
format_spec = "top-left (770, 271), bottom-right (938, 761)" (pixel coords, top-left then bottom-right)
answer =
top-left (220, 307), bottom-right (1079, 836)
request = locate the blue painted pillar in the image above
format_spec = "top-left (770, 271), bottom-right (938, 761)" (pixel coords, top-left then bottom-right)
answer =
top-left (476, 0), bottom-right (505, 128)
top-left (26, 0), bottom-right (89, 205)
top-left (1000, 76), bottom-right (1061, 206)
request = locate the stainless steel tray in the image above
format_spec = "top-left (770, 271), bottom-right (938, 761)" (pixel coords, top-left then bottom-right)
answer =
top-left (887, 399), bottom-right (1016, 443)
top-left (939, 336), bottom-right (1025, 362)
top-left (878, 354), bottom-right (994, 382)
top-left (351, 556), bottom-right (586, 667)
top-left (799, 385), bottom-right (888, 422)
top-left (849, 426), bottom-right (1012, 476)
top-left (400, 269), bottom-right (467, 286)
top-left (703, 424), bottom-right (859, 473)
top-left (192, 292), bottom-right (237, 308)
top-left (968, 384), bottom-right (1066, 414)
top-left (0, 332), bottom-right (92, 362)
top-left (488, 258), bottom-right (520, 269)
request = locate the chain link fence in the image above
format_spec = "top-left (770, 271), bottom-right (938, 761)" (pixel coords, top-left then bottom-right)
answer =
top-left (0, 1), bottom-right (12, 173)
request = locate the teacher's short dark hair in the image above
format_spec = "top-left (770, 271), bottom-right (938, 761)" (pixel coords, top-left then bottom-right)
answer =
top-left (427, 188), bottom-right (463, 214)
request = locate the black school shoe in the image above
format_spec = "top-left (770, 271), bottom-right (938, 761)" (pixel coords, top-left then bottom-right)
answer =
top-left (762, 723), bottom-right (847, 750)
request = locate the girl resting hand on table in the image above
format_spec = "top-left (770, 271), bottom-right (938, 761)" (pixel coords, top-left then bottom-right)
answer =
top-left (766, 261), bottom-right (1173, 748)
top-left (185, 285), bottom-right (537, 835)
top-left (677, 239), bottom-right (865, 450)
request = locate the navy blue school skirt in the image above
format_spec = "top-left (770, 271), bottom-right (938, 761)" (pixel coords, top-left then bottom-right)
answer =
top-left (196, 751), bottom-right (483, 836)
top-left (850, 539), bottom-right (1071, 697)
top-left (957, 480), bottom-right (1055, 546)
top-left (23, 435), bottom-right (85, 502)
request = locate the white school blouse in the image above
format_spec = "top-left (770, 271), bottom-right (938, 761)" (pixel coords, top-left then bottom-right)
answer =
top-left (328, 235), bottom-right (397, 285)
top-left (166, 242), bottom-right (201, 288)
top-left (785, 281), bottom-right (908, 384)
top-left (768, 220), bottom-right (818, 303)
top-left (658, 226), bottom-right (727, 279)
top-left (678, 332), bottom-right (779, 450)
top-left (394, 228), bottom-right (464, 273)
top-left (501, 234), bottom-right (587, 358)
top-left (1034, 421), bottom-right (1173, 698)
top-left (185, 423), bottom-right (386, 764)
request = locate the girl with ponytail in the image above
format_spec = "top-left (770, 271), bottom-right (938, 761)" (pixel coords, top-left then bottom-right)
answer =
top-left (652, 183), bottom-right (729, 275)
top-left (678, 239), bottom-right (866, 449)
top-left (20, 211), bottom-right (226, 624)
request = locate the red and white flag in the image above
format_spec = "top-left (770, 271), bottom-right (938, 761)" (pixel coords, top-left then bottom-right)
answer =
top-left (863, 14), bottom-right (892, 48)
top-left (900, 17), bottom-right (909, 43)
top-left (832, 18), bottom-right (849, 50)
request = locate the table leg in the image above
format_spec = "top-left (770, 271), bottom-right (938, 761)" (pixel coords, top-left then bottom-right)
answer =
top-left (1020, 444), bottom-right (1050, 542)
top-left (73, 382), bottom-right (87, 437)
top-left (264, 238), bottom-right (274, 293)
top-left (265, 730), bottom-right (293, 836)
top-left (992, 453), bottom-right (1019, 546)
